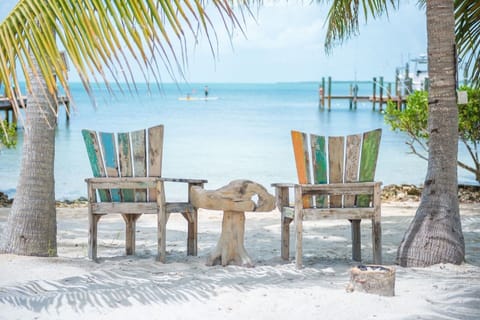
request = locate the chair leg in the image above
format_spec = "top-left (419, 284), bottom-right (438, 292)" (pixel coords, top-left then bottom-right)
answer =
top-left (123, 214), bottom-right (141, 256)
top-left (294, 186), bottom-right (304, 268)
top-left (372, 218), bottom-right (382, 264)
top-left (281, 216), bottom-right (293, 260)
top-left (294, 211), bottom-right (304, 269)
top-left (183, 209), bottom-right (198, 256)
top-left (351, 219), bottom-right (362, 261)
top-left (88, 214), bottom-right (101, 261)
top-left (157, 210), bottom-right (167, 263)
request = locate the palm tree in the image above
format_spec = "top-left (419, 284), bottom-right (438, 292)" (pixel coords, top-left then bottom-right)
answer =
top-left (0, 0), bottom-right (241, 256)
top-left (396, 0), bottom-right (464, 266)
top-left (323, 0), bottom-right (469, 266)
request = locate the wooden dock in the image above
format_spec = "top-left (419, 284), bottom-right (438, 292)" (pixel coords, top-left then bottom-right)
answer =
top-left (318, 76), bottom-right (408, 111)
top-left (0, 95), bottom-right (70, 126)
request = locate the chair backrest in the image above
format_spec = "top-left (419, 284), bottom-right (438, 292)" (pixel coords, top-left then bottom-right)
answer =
top-left (82, 125), bottom-right (164, 202)
top-left (291, 128), bottom-right (381, 208)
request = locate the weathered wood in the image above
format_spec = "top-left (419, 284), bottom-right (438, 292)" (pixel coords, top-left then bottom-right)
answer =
top-left (347, 265), bottom-right (395, 296)
top-left (131, 129), bottom-right (147, 202)
top-left (118, 132), bottom-right (135, 201)
top-left (207, 211), bottom-right (252, 267)
top-left (294, 185), bottom-right (304, 268)
top-left (82, 130), bottom-right (110, 201)
top-left (345, 134), bottom-right (363, 261)
top-left (358, 129), bottom-right (382, 206)
top-left (273, 129), bottom-right (382, 268)
top-left (191, 180), bottom-right (275, 213)
top-left (276, 186), bottom-right (292, 260)
top-left (100, 132), bottom-right (121, 202)
top-left (82, 125), bottom-right (206, 262)
top-left (344, 134), bottom-right (361, 206)
top-left (311, 134), bottom-right (327, 208)
top-left (328, 136), bottom-right (344, 207)
top-left (191, 180), bottom-right (275, 267)
top-left (291, 131), bottom-right (313, 208)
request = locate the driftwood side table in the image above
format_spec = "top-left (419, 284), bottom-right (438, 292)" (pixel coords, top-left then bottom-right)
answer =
top-left (191, 179), bottom-right (275, 267)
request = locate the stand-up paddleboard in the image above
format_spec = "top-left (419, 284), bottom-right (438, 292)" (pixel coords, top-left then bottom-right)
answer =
top-left (178, 96), bottom-right (219, 101)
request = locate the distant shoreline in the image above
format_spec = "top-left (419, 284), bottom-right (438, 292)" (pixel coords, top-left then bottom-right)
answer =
top-left (1, 184), bottom-right (479, 208)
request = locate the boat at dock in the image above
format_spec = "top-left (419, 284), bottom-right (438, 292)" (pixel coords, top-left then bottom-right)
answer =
top-left (396, 54), bottom-right (428, 94)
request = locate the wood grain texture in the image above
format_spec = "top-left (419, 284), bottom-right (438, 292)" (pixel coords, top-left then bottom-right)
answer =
top-left (328, 136), bottom-right (344, 208)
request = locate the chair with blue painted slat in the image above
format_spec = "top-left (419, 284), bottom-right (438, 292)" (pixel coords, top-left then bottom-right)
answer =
top-left (82, 125), bottom-right (207, 262)
top-left (272, 129), bottom-right (382, 268)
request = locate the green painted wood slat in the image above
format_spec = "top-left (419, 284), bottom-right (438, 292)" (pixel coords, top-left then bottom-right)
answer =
top-left (118, 132), bottom-right (135, 202)
top-left (357, 129), bottom-right (382, 207)
top-left (81, 129), bottom-right (111, 201)
top-left (310, 134), bottom-right (327, 208)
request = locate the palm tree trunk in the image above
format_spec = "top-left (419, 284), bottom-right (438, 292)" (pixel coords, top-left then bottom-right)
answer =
top-left (397, 0), bottom-right (465, 266)
top-left (0, 53), bottom-right (57, 256)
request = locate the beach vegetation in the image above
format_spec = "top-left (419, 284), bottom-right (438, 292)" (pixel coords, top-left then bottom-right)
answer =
top-left (0, 120), bottom-right (16, 149)
top-left (385, 88), bottom-right (480, 183)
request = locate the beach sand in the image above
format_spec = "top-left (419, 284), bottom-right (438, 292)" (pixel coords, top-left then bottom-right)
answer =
top-left (0, 202), bottom-right (479, 319)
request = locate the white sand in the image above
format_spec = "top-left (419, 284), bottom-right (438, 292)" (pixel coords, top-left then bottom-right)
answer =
top-left (0, 202), bottom-right (479, 320)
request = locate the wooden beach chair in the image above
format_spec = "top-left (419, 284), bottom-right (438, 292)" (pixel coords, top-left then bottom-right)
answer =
top-left (272, 129), bottom-right (382, 268)
top-left (82, 125), bottom-right (207, 262)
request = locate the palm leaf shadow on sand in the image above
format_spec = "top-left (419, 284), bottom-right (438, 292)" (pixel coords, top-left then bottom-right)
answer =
top-left (0, 214), bottom-right (479, 318)
top-left (0, 261), bottom-right (332, 314)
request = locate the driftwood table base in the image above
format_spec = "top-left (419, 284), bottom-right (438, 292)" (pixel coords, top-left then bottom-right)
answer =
top-left (191, 179), bottom-right (275, 267)
top-left (207, 210), bottom-right (252, 267)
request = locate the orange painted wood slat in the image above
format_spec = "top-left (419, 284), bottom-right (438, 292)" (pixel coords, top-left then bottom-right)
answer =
top-left (291, 130), bottom-right (312, 207)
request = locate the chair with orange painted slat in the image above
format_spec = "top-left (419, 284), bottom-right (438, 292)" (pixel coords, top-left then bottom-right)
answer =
top-left (272, 129), bottom-right (382, 268)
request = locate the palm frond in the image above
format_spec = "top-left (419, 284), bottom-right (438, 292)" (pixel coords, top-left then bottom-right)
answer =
top-left (320, 0), bottom-right (398, 53)
top-left (455, 0), bottom-right (480, 88)
top-left (0, 0), bottom-right (245, 113)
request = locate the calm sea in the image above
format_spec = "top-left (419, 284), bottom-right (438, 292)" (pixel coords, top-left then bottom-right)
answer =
top-left (0, 82), bottom-right (475, 201)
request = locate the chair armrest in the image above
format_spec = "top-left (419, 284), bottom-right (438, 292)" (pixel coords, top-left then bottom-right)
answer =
top-left (85, 177), bottom-right (162, 189)
top-left (271, 183), bottom-right (296, 188)
top-left (161, 177), bottom-right (208, 184)
top-left (297, 181), bottom-right (382, 196)
top-left (85, 177), bottom-right (208, 189)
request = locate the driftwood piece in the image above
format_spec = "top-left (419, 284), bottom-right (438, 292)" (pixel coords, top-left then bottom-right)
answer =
top-left (191, 180), bottom-right (275, 267)
top-left (347, 265), bottom-right (395, 296)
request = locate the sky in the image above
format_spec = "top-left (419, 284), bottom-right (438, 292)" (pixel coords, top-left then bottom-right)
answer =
top-left (0, 1), bottom-right (427, 83)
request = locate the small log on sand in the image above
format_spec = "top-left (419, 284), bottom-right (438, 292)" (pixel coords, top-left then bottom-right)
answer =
top-left (347, 265), bottom-right (396, 296)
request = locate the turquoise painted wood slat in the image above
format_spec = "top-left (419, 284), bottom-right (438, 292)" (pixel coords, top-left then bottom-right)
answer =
top-left (310, 134), bottom-right (327, 208)
top-left (81, 130), bottom-right (111, 201)
top-left (357, 129), bottom-right (382, 206)
top-left (118, 132), bottom-right (135, 202)
top-left (100, 132), bottom-right (121, 202)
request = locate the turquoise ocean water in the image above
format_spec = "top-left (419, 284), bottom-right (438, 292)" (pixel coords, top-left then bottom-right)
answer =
top-left (0, 82), bottom-right (475, 201)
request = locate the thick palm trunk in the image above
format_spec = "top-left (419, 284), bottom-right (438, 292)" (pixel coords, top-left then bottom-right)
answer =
top-left (397, 0), bottom-right (465, 266)
top-left (0, 55), bottom-right (57, 256)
